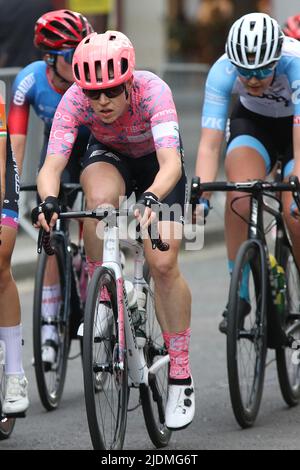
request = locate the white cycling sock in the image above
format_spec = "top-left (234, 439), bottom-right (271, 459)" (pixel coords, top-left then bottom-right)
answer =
top-left (0, 324), bottom-right (24, 375)
top-left (41, 284), bottom-right (61, 344)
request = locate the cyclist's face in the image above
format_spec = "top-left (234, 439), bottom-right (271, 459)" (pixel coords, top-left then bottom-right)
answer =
top-left (55, 55), bottom-right (74, 85)
top-left (88, 81), bottom-right (131, 123)
top-left (238, 74), bottom-right (274, 96)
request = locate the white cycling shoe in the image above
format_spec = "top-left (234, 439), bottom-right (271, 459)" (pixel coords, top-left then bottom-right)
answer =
top-left (165, 377), bottom-right (195, 430)
top-left (77, 303), bottom-right (112, 338)
top-left (2, 374), bottom-right (29, 415)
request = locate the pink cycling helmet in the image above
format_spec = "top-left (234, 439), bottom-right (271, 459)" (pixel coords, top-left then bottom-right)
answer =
top-left (72, 31), bottom-right (135, 89)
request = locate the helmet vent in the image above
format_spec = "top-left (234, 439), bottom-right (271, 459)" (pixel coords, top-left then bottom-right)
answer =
top-left (108, 59), bottom-right (114, 79)
top-left (109, 34), bottom-right (117, 41)
top-left (121, 58), bottom-right (129, 74)
top-left (84, 62), bottom-right (91, 82)
top-left (95, 61), bottom-right (102, 82)
top-left (64, 18), bottom-right (80, 36)
top-left (41, 27), bottom-right (61, 41)
top-left (74, 63), bottom-right (80, 80)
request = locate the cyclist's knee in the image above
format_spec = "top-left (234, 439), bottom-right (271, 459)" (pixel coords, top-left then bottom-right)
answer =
top-left (149, 256), bottom-right (179, 283)
top-left (226, 192), bottom-right (250, 218)
top-left (85, 192), bottom-right (118, 210)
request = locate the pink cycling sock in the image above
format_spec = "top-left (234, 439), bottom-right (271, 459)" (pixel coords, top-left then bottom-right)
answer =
top-left (163, 328), bottom-right (191, 380)
top-left (86, 256), bottom-right (102, 279)
top-left (86, 257), bottom-right (109, 301)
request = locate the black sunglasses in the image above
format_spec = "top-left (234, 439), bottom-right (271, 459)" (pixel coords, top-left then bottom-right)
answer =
top-left (83, 84), bottom-right (125, 100)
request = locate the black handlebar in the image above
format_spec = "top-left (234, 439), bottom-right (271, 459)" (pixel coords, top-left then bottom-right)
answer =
top-left (37, 207), bottom-right (169, 254)
top-left (190, 176), bottom-right (300, 211)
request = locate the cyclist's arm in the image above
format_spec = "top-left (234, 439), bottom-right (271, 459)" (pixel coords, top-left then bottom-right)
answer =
top-left (9, 134), bottom-right (27, 176)
top-left (195, 127), bottom-right (224, 199)
top-left (8, 97), bottom-right (30, 176)
top-left (194, 56), bottom-right (234, 199)
top-left (146, 147), bottom-right (182, 200)
top-left (37, 154), bottom-right (67, 201)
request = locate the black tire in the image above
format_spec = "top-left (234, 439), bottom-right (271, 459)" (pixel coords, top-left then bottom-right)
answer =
top-left (276, 245), bottom-right (300, 406)
top-left (227, 240), bottom-right (267, 428)
top-left (83, 266), bottom-right (128, 450)
top-left (33, 236), bottom-right (70, 411)
top-left (139, 272), bottom-right (171, 448)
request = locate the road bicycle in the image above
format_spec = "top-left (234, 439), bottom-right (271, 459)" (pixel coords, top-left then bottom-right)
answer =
top-left (191, 173), bottom-right (300, 428)
top-left (43, 205), bottom-right (172, 449)
top-left (22, 183), bottom-right (88, 411)
top-left (0, 341), bottom-right (15, 439)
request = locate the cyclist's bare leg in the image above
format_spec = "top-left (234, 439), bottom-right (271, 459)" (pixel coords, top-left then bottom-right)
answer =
top-left (143, 221), bottom-right (191, 333)
top-left (0, 226), bottom-right (20, 326)
top-left (80, 162), bottom-right (126, 262)
top-left (225, 147), bottom-right (267, 261)
top-left (282, 190), bottom-right (300, 270)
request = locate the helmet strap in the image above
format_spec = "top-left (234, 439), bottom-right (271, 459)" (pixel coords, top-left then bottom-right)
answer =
top-left (50, 56), bottom-right (72, 85)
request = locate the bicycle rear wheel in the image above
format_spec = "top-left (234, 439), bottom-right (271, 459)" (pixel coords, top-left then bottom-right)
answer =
top-left (83, 267), bottom-right (128, 450)
top-left (276, 245), bottom-right (300, 406)
top-left (227, 240), bottom-right (267, 428)
top-left (33, 236), bottom-right (70, 411)
top-left (139, 271), bottom-right (171, 448)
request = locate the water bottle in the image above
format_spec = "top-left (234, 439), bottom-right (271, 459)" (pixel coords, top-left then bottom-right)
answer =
top-left (124, 280), bottom-right (146, 343)
top-left (269, 254), bottom-right (286, 316)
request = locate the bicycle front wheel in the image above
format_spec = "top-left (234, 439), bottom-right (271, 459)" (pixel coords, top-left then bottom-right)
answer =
top-left (276, 245), bottom-right (300, 406)
top-left (227, 240), bottom-right (267, 428)
top-left (83, 267), bottom-right (128, 450)
top-left (33, 236), bottom-right (70, 411)
top-left (139, 271), bottom-right (171, 448)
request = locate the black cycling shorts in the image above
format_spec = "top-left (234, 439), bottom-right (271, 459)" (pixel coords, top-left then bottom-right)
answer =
top-left (227, 101), bottom-right (293, 171)
top-left (81, 137), bottom-right (187, 224)
top-left (1, 132), bottom-right (19, 230)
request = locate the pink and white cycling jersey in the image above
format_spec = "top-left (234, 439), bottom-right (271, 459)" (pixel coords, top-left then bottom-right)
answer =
top-left (47, 70), bottom-right (180, 159)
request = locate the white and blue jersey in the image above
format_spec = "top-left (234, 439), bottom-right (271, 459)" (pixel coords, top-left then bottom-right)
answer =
top-left (202, 37), bottom-right (300, 131)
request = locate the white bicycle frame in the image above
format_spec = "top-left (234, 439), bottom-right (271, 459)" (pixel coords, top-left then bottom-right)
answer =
top-left (101, 219), bottom-right (169, 387)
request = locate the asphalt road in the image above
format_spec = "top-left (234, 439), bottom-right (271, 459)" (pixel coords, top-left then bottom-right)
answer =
top-left (2, 241), bottom-right (300, 450)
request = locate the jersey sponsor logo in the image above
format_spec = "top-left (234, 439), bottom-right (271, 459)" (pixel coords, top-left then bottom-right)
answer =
top-left (54, 111), bottom-right (73, 122)
top-left (292, 79), bottom-right (300, 105)
top-left (249, 92), bottom-right (290, 107)
top-left (123, 123), bottom-right (149, 133)
top-left (13, 73), bottom-right (35, 106)
top-left (53, 130), bottom-right (74, 143)
top-left (201, 116), bottom-right (225, 130)
top-left (152, 108), bottom-right (177, 120)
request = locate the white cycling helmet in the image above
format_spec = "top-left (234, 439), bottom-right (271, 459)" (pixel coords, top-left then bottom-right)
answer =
top-left (226, 13), bottom-right (284, 69)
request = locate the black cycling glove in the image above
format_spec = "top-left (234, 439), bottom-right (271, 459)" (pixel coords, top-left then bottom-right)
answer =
top-left (31, 196), bottom-right (60, 225)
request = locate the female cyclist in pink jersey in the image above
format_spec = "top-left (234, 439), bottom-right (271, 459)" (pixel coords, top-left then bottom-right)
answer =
top-left (32, 30), bottom-right (195, 431)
